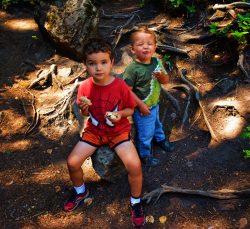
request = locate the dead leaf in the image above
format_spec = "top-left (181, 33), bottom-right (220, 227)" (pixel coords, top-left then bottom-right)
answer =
top-left (159, 215), bottom-right (167, 224)
top-left (239, 218), bottom-right (248, 229)
top-left (47, 149), bottom-right (53, 154)
top-left (55, 185), bottom-right (61, 192)
top-left (146, 215), bottom-right (154, 224)
top-left (84, 197), bottom-right (93, 206)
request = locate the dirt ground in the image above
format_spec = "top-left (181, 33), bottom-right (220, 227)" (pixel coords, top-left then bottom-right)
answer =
top-left (0, 1), bottom-right (250, 229)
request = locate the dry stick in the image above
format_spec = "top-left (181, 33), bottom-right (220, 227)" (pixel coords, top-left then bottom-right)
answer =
top-left (213, 2), bottom-right (250, 10)
top-left (179, 69), bottom-right (220, 142)
top-left (28, 64), bottom-right (56, 89)
top-left (142, 184), bottom-right (250, 204)
top-left (237, 53), bottom-right (250, 79)
top-left (158, 44), bottom-right (188, 55)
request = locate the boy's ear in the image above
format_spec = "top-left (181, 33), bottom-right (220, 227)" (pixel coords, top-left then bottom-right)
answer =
top-left (130, 45), bottom-right (136, 55)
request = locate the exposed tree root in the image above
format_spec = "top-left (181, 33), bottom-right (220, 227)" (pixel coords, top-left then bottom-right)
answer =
top-left (28, 64), bottom-right (56, 89)
top-left (179, 69), bottom-right (220, 142)
top-left (158, 44), bottom-right (189, 55)
top-left (142, 184), bottom-right (250, 204)
top-left (237, 53), bottom-right (250, 80)
top-left (25, 91), bottom-right (40, 135)
top-left (43, 79), bottom-right (79, 121)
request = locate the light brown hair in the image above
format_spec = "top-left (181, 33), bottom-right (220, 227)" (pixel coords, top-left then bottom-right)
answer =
top-left (130, 25), bottom-right (156, 44)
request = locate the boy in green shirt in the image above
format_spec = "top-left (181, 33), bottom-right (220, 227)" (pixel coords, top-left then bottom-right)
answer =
top-left (123, 25), bottom-right (174, 166)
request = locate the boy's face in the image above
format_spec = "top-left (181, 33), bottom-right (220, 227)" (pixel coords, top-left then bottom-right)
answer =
top-left (131, 31), bottom-right (156, 64)
top-left (84, 52), bottom-right (114, 84)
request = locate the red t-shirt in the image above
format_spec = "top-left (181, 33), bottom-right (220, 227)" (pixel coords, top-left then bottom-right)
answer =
top-left (77, 77), bottom-right (136, 136)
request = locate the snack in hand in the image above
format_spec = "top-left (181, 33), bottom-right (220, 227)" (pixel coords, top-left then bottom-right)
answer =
top-left (80, 96), bottom-right (92, 105)
top-left (106, 111), bottom-right (118, 120)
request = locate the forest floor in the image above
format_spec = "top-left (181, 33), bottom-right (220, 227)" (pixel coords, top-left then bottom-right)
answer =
top-left (0, 1), bottom-right (250, 229)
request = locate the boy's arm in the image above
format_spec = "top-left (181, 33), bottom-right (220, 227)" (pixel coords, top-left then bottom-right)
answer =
top-left (130, 90), bottom-right (150, 116)
top-left (78, 102), bottom-right (90, 116)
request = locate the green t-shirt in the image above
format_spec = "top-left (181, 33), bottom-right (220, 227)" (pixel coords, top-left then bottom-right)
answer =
top-left (123, 57), bottom-right (166, 108)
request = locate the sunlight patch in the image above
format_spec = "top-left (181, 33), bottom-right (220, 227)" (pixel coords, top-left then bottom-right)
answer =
top-left (0, 139), bottom-right (32, 153)
top-left (3, 19), bottom-right (38, 31)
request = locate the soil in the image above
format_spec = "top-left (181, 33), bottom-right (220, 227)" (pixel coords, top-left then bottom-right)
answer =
top-left (0, 1), bottom-right (250, 229)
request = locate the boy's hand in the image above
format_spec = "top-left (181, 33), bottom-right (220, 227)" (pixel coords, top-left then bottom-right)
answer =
top-left (152, 71), bottom-right (170, 84)
top-left (78, 102), bottom-right (90, 116)
top-left (138, 103), bottom-right (150, 116)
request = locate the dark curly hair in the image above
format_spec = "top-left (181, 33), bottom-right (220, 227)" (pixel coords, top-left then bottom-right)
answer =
top-left (82, 38), bottom-right (114, 62)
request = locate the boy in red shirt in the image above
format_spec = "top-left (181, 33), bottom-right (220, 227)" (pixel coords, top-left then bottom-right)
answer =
top-left (64, 38), bottom-right (145, 227)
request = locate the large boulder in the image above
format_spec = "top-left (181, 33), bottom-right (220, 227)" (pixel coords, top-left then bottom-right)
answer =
top-left (35, 0), bottom-right (98, 61)
top-left (91, 146), bottom-right (127, 183)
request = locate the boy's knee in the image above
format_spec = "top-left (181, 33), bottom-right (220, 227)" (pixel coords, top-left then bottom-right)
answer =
top-left (127, 161), bottom-right (142, 175)
top-left (67, 158), bottom-right (79, 171)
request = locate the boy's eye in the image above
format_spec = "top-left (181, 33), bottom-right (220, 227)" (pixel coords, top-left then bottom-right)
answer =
top-left (101, 60), bottom-right (108, 64)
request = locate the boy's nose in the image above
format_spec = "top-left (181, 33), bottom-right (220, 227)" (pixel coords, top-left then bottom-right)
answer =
top-left (95, 64), bottom-right (101, 70)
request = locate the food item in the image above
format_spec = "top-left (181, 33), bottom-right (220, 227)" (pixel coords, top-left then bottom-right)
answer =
top-left (106, 112), bottom-right (118, 120)
top-left (80, 96), bottom-right (92, 105)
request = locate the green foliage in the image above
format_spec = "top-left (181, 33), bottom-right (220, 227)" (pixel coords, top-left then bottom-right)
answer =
top-left (139, 0), bottom-right (145, 8)
top-left (241, 126), bottom-right (250, 159)
top-left (169, 0), bottom-right (196, 15)
top-left (162, 53), bottom-right (173, 71)
top-left (209, 13), bottom-right (250, 46)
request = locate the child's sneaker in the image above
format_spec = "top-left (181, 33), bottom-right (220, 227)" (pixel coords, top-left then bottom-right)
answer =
top-left (131, 202), bottom-right (145, 227)
top-left (64, 189), bottom-right (89, 211)
top-left (141, 156), bottom-right (160, 167)
top-left (157, 140), bottom-right (174, 152)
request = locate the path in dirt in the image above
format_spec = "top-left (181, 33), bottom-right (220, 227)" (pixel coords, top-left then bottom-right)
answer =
top-left (0, 1), bottom-right (250, 229)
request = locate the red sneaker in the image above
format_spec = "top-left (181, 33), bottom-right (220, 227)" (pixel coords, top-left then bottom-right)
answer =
top-left (131, 202), bottom-right (145, 227)
top-left (64, 189), bottom-right (89, 211)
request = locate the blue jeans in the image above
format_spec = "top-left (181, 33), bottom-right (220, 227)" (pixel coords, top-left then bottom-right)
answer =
top-left (133, 104), bottom-right (166, 158)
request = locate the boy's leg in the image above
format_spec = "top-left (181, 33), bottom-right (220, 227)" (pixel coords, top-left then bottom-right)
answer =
top-left (133, 110), bottom-right (155, 158)
top-left (133, 108), bottom-right (160, 166)
top-left (67, 141), bottom-right (97, 186)
top-left (115, 141), bottom-right (142, 197)
top-left (64, 141), bottom-right (97, 211)
top-left (114, 141), bottom-right (145, 227)
top-left (152, 104), bottom-right (165, 142)
top-left (153, 104), bottom-right (174, 152)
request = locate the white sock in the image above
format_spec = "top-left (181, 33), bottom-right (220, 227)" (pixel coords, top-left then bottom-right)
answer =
top-left (74, 183), bottom-right (86, 194)
top-left (130, 196), bottom-right (141, 205)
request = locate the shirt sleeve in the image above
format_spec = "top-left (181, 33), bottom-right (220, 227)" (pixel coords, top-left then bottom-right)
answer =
top-left (123, 65), bottom-right (136, 88)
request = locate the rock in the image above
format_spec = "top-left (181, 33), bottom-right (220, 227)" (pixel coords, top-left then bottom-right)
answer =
top-left (91, 145), bottom-right (127, 182)
top-left (35, 0), bottom-right (98, 61)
